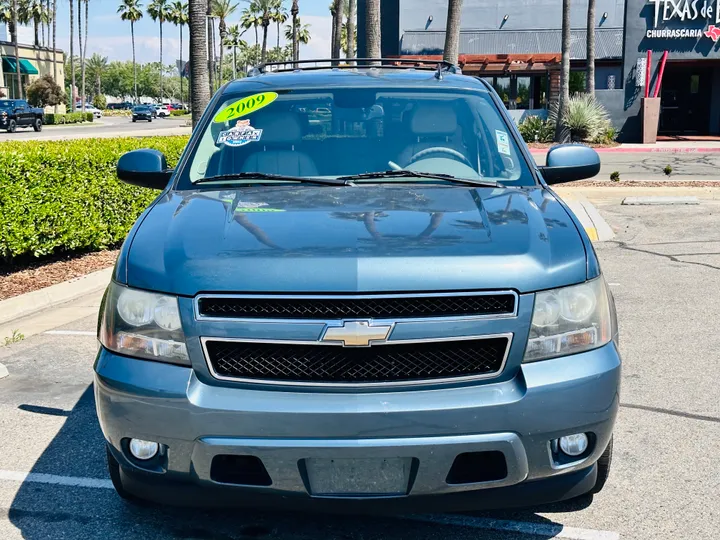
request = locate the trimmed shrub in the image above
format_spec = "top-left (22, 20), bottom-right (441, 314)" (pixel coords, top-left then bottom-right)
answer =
top-left (170, 109), bottom-right (189, 116)
top-left (85, 112), bottom-right (94, 122)
top-left (102, 109), bottom-right (132, 117)
top-left (0, 135), bottom-right (189, 261)
top-left (518, 116), bottom-right (555, 143)
top-left (93, 94), bottom-right (107, 109)
top-left (44, 112), bottom-right (89, 125)
top-left (549, 94), bottom-right (610, 142)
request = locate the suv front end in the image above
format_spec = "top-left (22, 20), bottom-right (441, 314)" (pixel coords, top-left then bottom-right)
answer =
top-left (95, 64), bottom-right (620, 511)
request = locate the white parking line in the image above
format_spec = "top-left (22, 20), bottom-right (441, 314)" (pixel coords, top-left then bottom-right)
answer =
top-left (0, 470), bottom-right (113, 489)
top-left (44, 330), bottom-right (96, 336)
top-left (406, 514), bottom-right (619, 540)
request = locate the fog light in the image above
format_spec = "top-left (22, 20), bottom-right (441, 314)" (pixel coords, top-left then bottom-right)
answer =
top-left (559, 433), bottom-right (589, 457)
top-left (128, 438), bottom-right (159, 460)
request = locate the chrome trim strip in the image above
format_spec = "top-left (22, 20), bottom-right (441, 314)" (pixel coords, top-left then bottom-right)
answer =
top-left (194, 291), bottom-right (520, 323)
top-left (200, 332), bottom-right (513, 388)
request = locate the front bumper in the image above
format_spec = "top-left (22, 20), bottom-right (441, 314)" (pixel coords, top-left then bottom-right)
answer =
top-left (95, 342), bottom-right (620, 510)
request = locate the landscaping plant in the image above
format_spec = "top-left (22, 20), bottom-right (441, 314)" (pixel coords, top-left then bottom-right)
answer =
top-left (549, 93), bottom-right (610, 142)
top-left (518, 116), bottom-right (555, 143)
top-left (0, 136), bottom-right (189, 261)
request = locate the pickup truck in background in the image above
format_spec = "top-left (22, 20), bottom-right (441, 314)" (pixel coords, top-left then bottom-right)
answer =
top-left (0, 99), bottom-right (44, 133)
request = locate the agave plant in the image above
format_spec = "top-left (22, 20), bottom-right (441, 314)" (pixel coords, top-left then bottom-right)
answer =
top-left (549, 93), bottom-right (609, 142)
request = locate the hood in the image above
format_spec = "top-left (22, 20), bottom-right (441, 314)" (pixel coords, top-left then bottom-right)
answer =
top-left (125, 185), bottom-right (588, 296)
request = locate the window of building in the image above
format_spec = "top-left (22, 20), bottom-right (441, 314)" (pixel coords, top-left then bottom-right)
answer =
top-left (4, 74), bottom-right (29, 99)
top-left (483, 75), bottom-right (548, 110)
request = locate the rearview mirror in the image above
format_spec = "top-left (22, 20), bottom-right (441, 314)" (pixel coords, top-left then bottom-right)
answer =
top-left (539, 144), bottom-right (600, 185)
top-left (117, 149), bottom-right (173, 189)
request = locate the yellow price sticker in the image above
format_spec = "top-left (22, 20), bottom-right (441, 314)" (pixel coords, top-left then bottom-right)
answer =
top-left (213, 92), bottom-right (278, 123)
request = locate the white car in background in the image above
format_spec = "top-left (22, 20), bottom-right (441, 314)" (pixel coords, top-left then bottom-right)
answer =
top-left (83, 105), bottom-right (103, 118)
top-left (156, 105), bottom-right (170, 117)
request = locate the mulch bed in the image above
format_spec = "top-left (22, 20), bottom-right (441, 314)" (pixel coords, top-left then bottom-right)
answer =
top-left (0, 250), bottom-right (119, 301)
top-left (566, 180), bottom-right (720, 188)
top-left (527, 142), bottom-right (621, 150)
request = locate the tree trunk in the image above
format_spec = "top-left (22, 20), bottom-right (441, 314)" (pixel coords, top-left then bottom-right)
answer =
top-left (131, 21), bottom-right (137, 103)
top-left (291, 0), bottom-right (298, 62)
top-left (70, 0), bottom-right (75, 109)
top-left (179, 24), bottom-right (184, 104)
top-left (555, 0), bottom-right (571, 142)
top-left (83, 0), bottom-right (88, 106)
top-left (159, 19), bottom-right (164, 101)
top-left (218, 20), bottom-right (225, 86)
top-left (586, 0), bottom-right (596, 96)
top-left (232, 43), bottom-right (236, 79)
top-left (330, 11), bottom-right (336, 58)
top-left (207, 3), bottom-right (214, 93)
top-left (347, 0), bottom-right (356, 61)
top-left (78, 0), bottom-right (82, 109)
top-left (190, 0), bottom-right (210, 127)
top-left (261, 21), bottom-right (268, 64)
top-left (365, 0), bottom-right (380, 62)
top-left (35, 17), bottom-right (39, 46)
top-left (12, 0), bottom-right (20, 99)
top-left (332, 0), bottom-right (342, 61)
top-left (52, 0), bottom-right (57, 112)
top-left (276, 20), bottom-right (280, 51)
top-left (443, 0), bottom-right (463, 65)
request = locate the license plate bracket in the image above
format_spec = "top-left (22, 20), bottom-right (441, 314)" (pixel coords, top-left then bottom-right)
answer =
top-left (303, 457), bottom-right (414, 497)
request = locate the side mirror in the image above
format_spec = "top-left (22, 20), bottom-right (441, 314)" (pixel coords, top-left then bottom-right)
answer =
top-left (539, 144), bottom-right (600, 185)
top-left (117, 149), bottom-right (173, 189)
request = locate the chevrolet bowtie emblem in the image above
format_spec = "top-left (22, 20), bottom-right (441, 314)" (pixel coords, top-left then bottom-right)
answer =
top-left (321, 320), bottom-right (394, 347)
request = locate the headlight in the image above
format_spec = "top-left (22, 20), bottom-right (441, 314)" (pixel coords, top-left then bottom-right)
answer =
top-left (98, 282), bottom-right (189, 365)
top-left (524, 277), bottom-right (613, 362)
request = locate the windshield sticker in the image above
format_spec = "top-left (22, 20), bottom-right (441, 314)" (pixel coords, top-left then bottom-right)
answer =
top-left (213, 92), bottom-right (278, 123)
top-left (217, 120), bottom-right (263, 147)
top-left (496, 130), bottom-right (511, 156)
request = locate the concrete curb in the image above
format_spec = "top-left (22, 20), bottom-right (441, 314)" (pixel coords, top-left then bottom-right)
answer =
top-left (0, 267), bottom-right (113, 326)
top-left (556, 191), bottom-right (615, 242)
top-left (0, 363), bottom-right (7, 379)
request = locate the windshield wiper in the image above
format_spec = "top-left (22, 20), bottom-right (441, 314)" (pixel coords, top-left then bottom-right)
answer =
top-left (337, 170), bottom-right (503, 188)
top-left (195, 172), bottom-right (346, 186)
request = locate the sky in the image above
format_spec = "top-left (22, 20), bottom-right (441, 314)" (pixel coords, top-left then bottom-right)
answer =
top-left (33, 0), bottom-right (334, 66)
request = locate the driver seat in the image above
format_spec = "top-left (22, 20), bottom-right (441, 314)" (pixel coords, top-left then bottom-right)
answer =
top-left (397, 103), bottom-right (468, 167)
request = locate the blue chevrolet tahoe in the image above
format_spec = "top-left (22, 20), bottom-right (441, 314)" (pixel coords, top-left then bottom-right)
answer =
top-left (95, 60), bottom-right (620, 512)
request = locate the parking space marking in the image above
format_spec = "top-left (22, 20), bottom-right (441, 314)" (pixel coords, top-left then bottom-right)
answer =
top-left (43, 330), bottom-right (96, 336)
top-left (0, 470), bottom-right (113, 489)
top-left (406, 514), bottom-right (619, 540)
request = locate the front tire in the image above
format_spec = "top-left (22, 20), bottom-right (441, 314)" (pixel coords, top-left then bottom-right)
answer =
top-left (7, 119), bottom-right (16, 133)
top-left (132, 118), bottom-right (136, 123)
top-left (590, 436), bottom-right (613, 494)
top-left (106, 445), bottom-right (148, 505)
top-left (148, 118), bottom-right (152, 123)
top-left (33, 118), bottom-right (42, 132)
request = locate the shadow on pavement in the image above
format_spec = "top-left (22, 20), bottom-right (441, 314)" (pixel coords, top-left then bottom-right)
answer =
top-left (9, 384), bottom-right (580, 540)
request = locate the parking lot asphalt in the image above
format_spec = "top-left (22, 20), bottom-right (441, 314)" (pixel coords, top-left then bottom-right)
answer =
top-left (0, 115), bottom-right (190, 141)
top-left (0, 197), bottom-right (719, 540)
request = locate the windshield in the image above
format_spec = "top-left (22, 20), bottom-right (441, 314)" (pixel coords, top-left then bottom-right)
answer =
top-left (0, 101), bottom-right (13, 108)
top-left (176, 87), bottom-right (536, 189)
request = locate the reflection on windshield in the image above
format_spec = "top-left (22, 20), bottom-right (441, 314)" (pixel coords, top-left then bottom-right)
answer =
top-left (181, 88), bottom-right (535, 188)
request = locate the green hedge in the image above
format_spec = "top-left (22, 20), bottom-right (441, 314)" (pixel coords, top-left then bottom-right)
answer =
top-left (0, 135), bottom-right (189, 261)
top-left (170, 109), bottom-right (189, 116)
top-left (44, 112), bottom-right (93, 125)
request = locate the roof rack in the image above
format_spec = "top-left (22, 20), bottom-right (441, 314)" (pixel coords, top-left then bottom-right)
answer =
top-left (248, 58), bottom-right (462, 79)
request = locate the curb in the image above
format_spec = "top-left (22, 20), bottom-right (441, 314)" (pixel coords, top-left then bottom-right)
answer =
top-left (0, 267), bottom-right (112, 326)
top-left (555, 191), bottom-right (615, 242)
top-left (0, 363), bottom-right (7, 379)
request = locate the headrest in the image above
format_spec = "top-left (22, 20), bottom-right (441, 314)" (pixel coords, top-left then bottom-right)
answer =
top-left (409, 104), bottom-right (458, 136)
top-left (250, 112), bottom-right (303, 143)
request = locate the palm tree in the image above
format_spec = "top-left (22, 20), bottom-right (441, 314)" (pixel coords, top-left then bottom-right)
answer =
top-left (148, 0), bottom-right (170, 101)
top-left (69, 0), bottom-right (75, 108)
top-left (442, 0), bottom-right (462, 65)
top-left (365, 0), bottom-right (379, 61)
top-left (169, 1), bottom-right (188, 104)
top-left (45, 0), bottom-right (50, 46)
top-left (224, 24), bottom-right (246, 79)
top-left (555, 0), bottom-right (571, 142)
top-left (253, 0), bottom-right (274, 64)
top-left (86, 53), bottom-right (107, 99)
top-left (188, 0), bottom-right (209, 126)
top-left (211, 0), bottom-right (237, 86)
top-left (283, 18), bottom-right (308, 54)
top-left (117, 0), bottom-right (142, 103)
top-left (586, 0), bottom-right (595, 96)
top-left (345, 0), bottom-right (355, 60)
top-left (0, 2), bottom-right (17, 43)
top-left (330, 0), bottom-right (342, 60)
top-left (240, 4), bottom-right (261, 64)
top-left (12, 0), bottom-right (20, 98)
top-left (290, 0), bottom-right (297, 61)
top-left (83, 0), bottom-right (88, 105)
top-left (52, 0), bottom-right (57, 110)
top-left (271, 0), bottom-right (286, 51)
top-left (20, 0), bottom-right (48, 47)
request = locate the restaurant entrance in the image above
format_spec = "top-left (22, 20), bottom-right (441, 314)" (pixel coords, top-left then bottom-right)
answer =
top-left (659, 64), bottom-right (715, 135)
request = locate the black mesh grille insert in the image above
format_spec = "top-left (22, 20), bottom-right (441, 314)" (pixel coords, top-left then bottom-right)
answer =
top-left (205, 337), bottom-right (509, 384)
top-left (198, 294), bottom-right (516, 320)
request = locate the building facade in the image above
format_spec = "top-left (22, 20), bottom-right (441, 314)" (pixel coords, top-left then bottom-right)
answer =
top-left (358, 0), bottom-right (720, 141)
top-left (0, 23), bottom-right (65, 107)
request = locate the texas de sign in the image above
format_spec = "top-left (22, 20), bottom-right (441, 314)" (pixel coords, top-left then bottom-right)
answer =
top-left (647, 0), bottom-right (720, 40)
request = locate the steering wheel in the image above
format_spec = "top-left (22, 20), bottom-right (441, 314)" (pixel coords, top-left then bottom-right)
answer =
top-left (407, 147), bottom-right (473, 167)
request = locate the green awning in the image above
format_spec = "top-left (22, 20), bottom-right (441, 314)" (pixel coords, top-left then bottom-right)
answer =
top-left (1, 57), bottom-right (39, 75)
